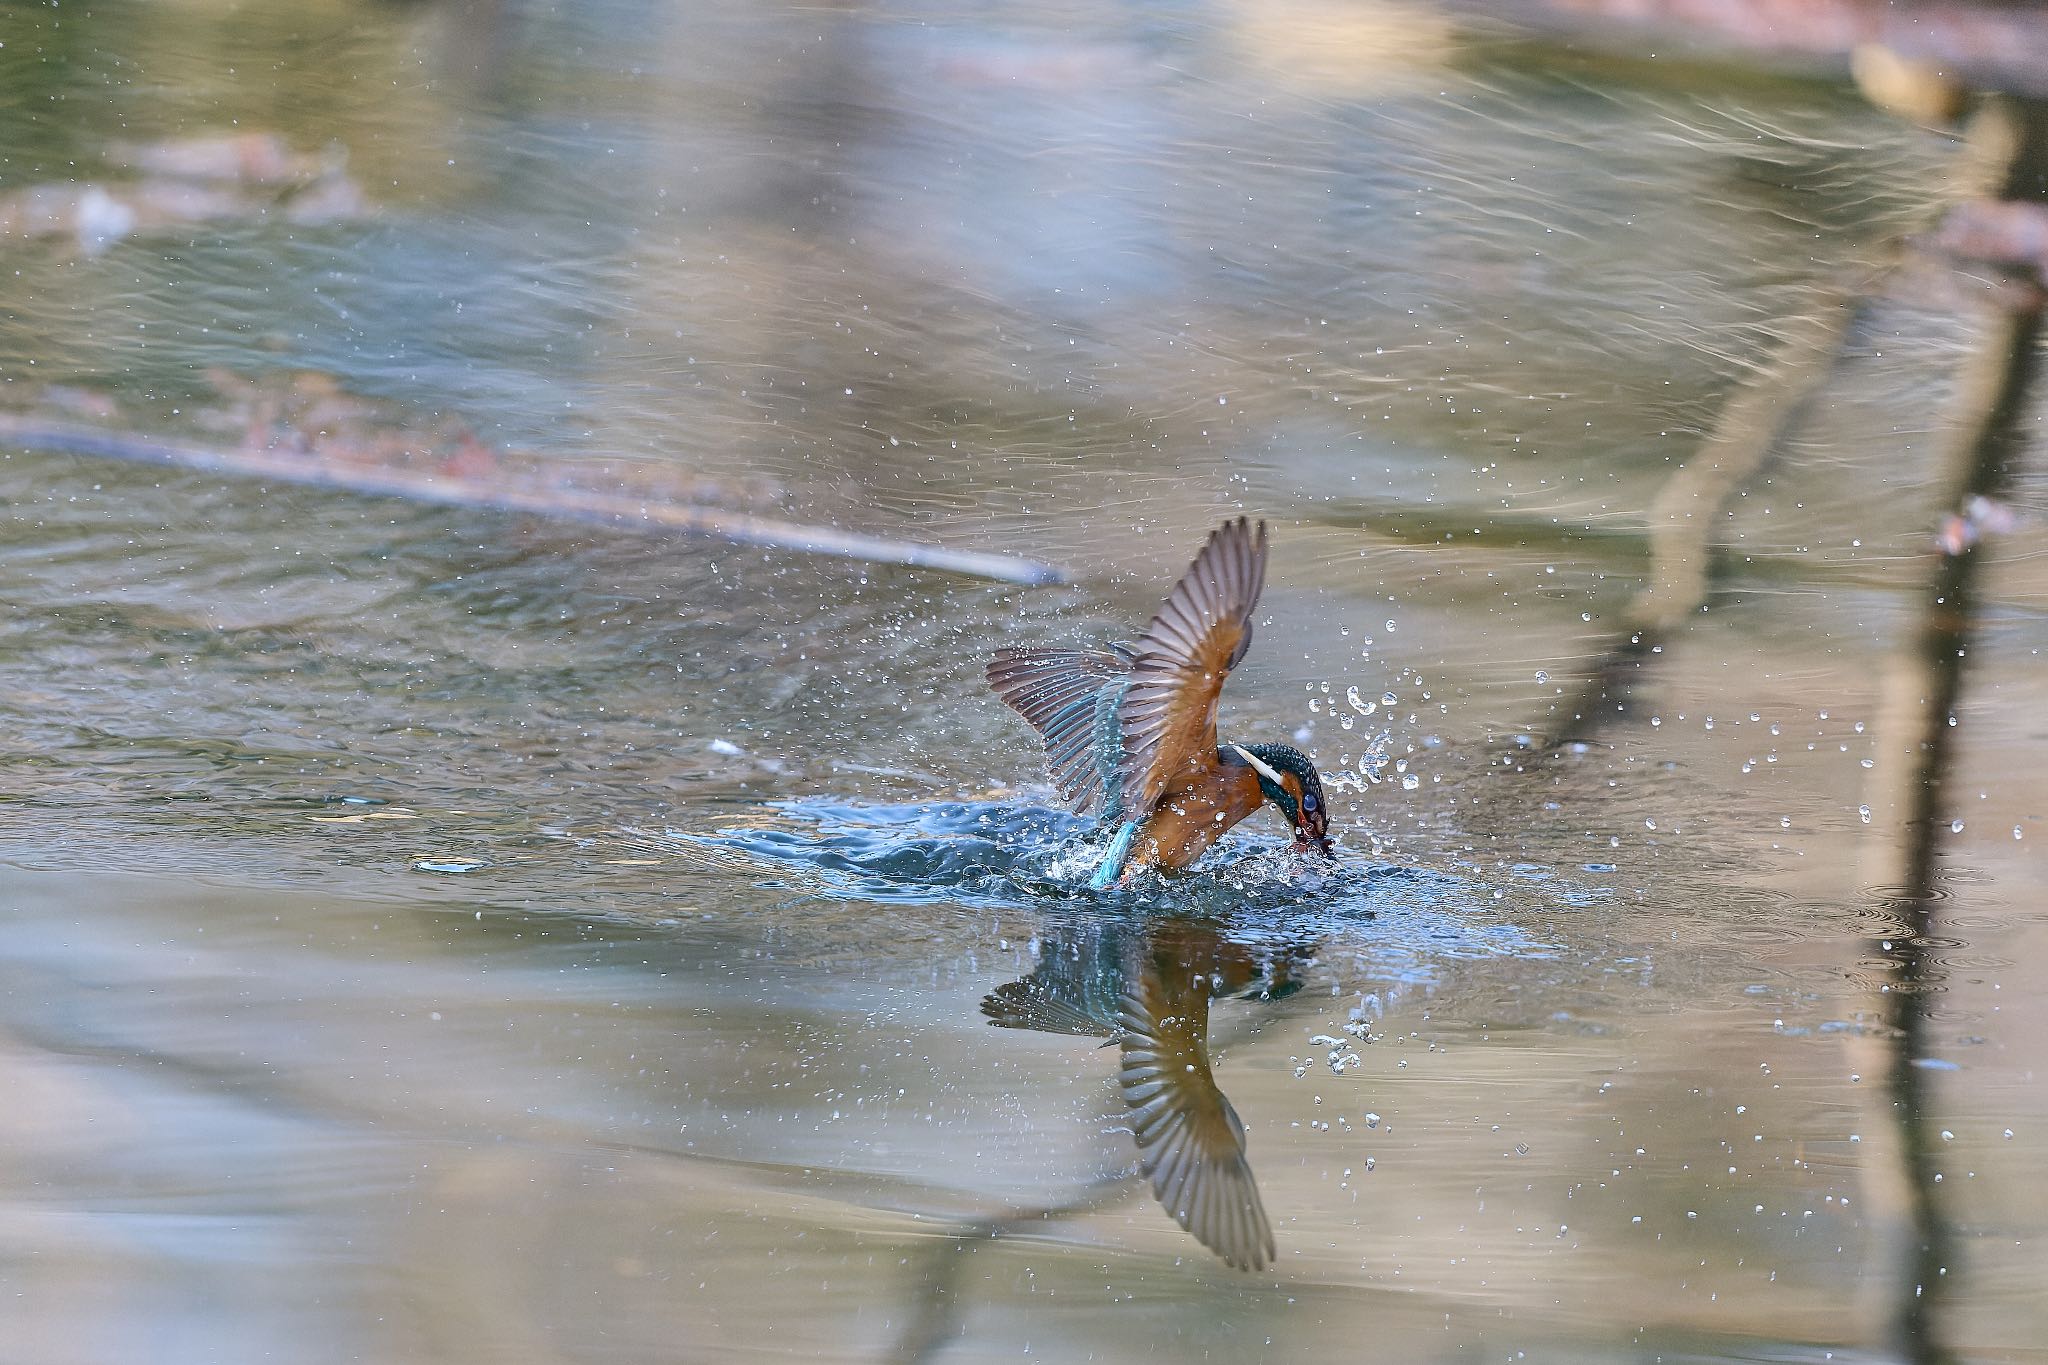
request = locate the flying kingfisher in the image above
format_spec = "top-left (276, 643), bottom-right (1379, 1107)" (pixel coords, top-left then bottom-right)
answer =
top-left (988, 516), bottom-right (1335, 888)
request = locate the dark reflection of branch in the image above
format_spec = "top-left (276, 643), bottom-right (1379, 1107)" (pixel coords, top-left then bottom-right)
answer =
top-left (1548, 85), bottom-right (2026, 751)
top-left (1857, 95), bottom-right (2047, 1365)
top-left (889, 913), bottom-right (1315, 1361)
top-left (888, 1171), bottom-right (1134, 1365)
top-left (1548, 276), bottom-right (1873, 746)
top-left (1493, 64), bottom-right (2041, 1358)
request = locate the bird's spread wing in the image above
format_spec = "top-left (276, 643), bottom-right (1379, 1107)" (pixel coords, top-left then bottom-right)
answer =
top-left (1116, 517), bottom-right (1268, 818)
top-left (979, 977), bottom-right (1115, 1038)
top-left (1117, 965), bottom-right (1274, 1272)
top-left (987, 645), bottom-right (1134, 814)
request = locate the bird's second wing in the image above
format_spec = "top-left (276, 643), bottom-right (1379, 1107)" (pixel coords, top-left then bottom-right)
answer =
top-left (986, 645), bottom-right (1134, 814)
top-left (1116, 517), bottom-right (1268, 817)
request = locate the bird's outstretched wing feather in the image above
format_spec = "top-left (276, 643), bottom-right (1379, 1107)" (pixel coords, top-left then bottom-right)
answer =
top-left (1116, 517), bottom-right (1268, 818)
top-left (986, 645), bottom-right (1134, 814)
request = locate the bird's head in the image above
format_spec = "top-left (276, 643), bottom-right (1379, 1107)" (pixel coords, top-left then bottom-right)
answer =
top-left (1231, 743), bottom-right (1334, 857)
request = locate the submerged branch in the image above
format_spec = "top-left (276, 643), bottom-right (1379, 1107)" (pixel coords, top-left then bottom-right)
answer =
top-left (0, 414), bottom-right (1065, 587)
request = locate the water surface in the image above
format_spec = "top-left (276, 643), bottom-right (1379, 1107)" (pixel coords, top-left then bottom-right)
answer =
top-left (2, 1), bottom-right (2045, 1361)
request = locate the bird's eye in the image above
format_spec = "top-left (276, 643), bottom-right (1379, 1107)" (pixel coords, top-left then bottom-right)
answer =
top-left (1303, 793), bottom-right (1318, 812)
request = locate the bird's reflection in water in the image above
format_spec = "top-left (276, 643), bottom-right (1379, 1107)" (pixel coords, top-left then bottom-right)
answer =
top-left (981, 913), bottom-right (1313, 1271)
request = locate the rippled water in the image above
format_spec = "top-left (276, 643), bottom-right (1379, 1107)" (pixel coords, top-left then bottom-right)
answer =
top-left (3, 0), bottom-right (2046, 1361)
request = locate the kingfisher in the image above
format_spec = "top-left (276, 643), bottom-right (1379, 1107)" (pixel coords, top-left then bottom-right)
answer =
top-left (988, 516), bottom-right (1335, 889)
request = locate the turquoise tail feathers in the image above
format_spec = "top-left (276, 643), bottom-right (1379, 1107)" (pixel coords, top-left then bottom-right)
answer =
top-left (1088, 821), bottom-right (1138, 890)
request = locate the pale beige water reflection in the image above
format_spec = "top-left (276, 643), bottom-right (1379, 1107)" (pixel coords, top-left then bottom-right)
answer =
top-left (2, 0), bottom-right (2047, 1362)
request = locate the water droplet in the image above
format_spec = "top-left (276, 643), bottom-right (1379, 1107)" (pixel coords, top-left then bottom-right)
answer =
top-left (1381, 691), bottom-right (1398, 707)
top-left (1401, 774), bottom-right (1419, 791)
top-left (1858, 805), bottom-right (1872, 824)
top-left (1534, 670), bottom-right (1549, 685)
top-left (1644, 818), bottom-right (1657, 830)
top-left (1951, 819), bottom-right (1965, 834)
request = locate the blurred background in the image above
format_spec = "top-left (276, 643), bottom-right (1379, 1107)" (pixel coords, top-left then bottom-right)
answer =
top-left (1, 0), bottom-right (2045, 1360)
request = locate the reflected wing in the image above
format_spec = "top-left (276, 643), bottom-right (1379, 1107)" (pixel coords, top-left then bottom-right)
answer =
top-left (1117, 517), bottom-right (1268, 817)
top-left (1117, 965), bottom-right (1275, 1272)
top-left (987, 645), bottom-right (1133, 814)
top-left (979, 977), bottom-right (1114, 1038)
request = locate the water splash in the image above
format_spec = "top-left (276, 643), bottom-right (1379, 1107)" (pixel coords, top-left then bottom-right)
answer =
top-left (677, 797), bottom-right (1569, 971)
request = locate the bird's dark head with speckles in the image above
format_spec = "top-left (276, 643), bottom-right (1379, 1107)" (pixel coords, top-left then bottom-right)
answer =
top-left (1228, 743), bottom-right (1333, 857)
